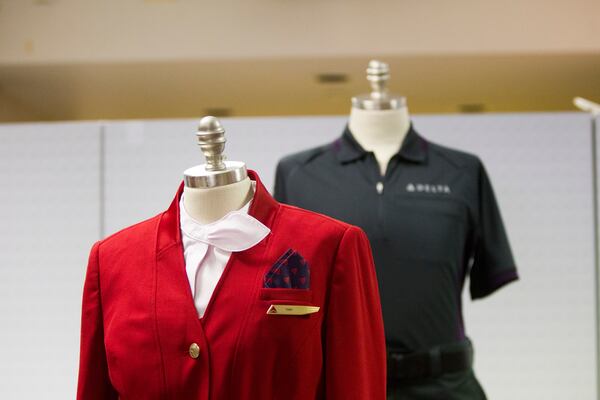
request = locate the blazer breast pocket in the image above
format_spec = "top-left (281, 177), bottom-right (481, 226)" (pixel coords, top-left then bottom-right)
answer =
top-left (236, 289), bottom-right (320, 370)
top-left (258, 288), bottom-right (320, 317)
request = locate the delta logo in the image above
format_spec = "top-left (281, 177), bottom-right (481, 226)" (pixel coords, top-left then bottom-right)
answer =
top-left (406, 183), bottom-right (451, 194)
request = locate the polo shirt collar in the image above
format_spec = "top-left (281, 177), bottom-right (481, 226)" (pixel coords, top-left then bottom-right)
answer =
top-left (333, 122), bottom-right (428, 164)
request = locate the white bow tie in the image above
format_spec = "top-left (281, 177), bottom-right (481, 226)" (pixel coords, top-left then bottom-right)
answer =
top-left (179, 197), bottom-right (270, 252)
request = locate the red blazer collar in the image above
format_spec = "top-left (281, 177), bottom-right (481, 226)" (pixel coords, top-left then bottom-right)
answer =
top-left (157, 169), bottom-right (279, 253)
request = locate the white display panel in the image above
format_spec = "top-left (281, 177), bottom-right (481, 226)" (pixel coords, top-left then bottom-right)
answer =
top-left (0, 122), bottom-right (101, 399)
top-left (0, 112), bottom-right (593, 399)
top-left (105, 112), bottom-right (595, 399)
top-left (103, 117), bottom-right (345, 235)
top-left (416, 114), bottom-right (595, 399)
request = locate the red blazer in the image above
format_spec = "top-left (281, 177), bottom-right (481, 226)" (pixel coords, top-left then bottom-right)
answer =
top-left (77, 170), bottom-right (386, 400)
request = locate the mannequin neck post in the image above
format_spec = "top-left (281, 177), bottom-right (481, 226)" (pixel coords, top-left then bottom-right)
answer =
top-left (348, 107), bottom-right (411, 175)
top-left (182, 177), bottom-right (253, 224)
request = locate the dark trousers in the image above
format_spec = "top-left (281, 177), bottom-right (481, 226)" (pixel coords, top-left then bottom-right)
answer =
top-left (387, 368), bottom-right (487, 400)
top-left (386, 339), bottom-right (487, 400)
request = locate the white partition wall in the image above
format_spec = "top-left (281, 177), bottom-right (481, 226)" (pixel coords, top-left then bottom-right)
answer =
top-left (0, 122), bottom-right (102, 399)
top-left (102, 117), bottom-right (345, 235)
top-left (0, 113), bottom-right (595, 399)
top-left (103, 120), bottom-right (199, 236)
top-left (416, 114), bottom-right (595, 399)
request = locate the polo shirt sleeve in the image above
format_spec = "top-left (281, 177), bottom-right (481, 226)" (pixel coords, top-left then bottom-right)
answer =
top-left (469, 160), bottom-right (519, 300)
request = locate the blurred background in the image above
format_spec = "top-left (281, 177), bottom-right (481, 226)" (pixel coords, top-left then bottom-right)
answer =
top-left (0, 0), bottom-right (599, 121)
top-left (1, 1), bottom-right (600, 399)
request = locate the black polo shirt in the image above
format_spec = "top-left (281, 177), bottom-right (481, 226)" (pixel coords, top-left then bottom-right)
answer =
top-left (274, 124), bottom-right (518, 353)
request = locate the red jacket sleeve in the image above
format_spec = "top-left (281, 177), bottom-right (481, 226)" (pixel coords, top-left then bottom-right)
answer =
top-left (77, 241), bottom-right (118, 399)
top-left (324, 226), bottom-right (386, 399)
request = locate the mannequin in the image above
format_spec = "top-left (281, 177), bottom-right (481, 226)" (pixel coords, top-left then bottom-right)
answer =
top-left (77, 116), bottom-right (388, 400)
top-left (182, 116), bottom-right (254, 224)
top-left (273, 59), bottom-right (517, 400)
top-left (348, 60), bottom-right (411, 176)
top-left (183, 178), bottom-right (253, 224)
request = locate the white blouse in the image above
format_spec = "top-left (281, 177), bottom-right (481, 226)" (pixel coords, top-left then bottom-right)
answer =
top-left (179, 187), bottom-right (270, 317)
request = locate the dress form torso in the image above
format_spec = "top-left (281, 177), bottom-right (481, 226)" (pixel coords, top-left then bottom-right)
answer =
top-left (183, 177), bottom-right (253, 224)
top-left (273, 60), bottom-right (518, 399)
top-left (348, 107), bottom-right (411, 176)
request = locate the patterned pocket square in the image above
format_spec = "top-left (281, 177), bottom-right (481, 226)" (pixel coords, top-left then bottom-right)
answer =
top-left (264, 249), bottom-right (310, 289)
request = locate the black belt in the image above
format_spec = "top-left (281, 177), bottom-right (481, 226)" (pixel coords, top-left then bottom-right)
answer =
top-left (387, 340), bottom-right (474, 381)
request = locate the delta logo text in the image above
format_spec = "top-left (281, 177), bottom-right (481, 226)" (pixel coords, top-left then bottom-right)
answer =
top-left (406, 183), bottom-right (451, 194)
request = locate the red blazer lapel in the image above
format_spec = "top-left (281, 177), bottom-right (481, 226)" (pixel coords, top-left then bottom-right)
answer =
top-left (154, 182), bottom-right (207, 398)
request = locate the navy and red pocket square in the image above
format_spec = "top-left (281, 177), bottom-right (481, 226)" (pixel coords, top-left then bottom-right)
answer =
top-left (264, 249), bottom-right (310, 289)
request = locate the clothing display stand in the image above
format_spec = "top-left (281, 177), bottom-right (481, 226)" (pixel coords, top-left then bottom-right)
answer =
top-left (574, 96), bottom-right (600, 399)
top-left (348, 60), bottom-right (411, 176)
top-left (182, 115), bottom-right (254, 225)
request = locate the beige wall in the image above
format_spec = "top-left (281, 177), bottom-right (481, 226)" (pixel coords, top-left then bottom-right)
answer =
top-left (1, 0), bottom-right (599, 64)
top-left (0, 0), bottom-right (598, 121)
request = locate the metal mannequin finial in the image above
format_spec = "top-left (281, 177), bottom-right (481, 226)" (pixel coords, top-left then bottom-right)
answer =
top-left (367, 60), bottom-right (390, 100)
top-left (352, 59), bottom-right (406, 110)
top-left (196, 116), bottom-right (227, 171)
top-left (184, 116), bottom-right (248, 188)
